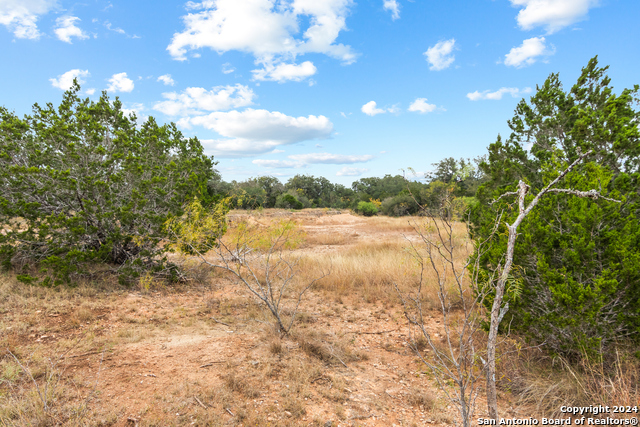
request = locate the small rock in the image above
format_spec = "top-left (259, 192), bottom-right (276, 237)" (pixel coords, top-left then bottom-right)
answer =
top-left (284, 411), bottom-right (292, 417)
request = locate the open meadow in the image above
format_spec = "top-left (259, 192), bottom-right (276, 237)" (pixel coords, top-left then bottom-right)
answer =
top-left (1, 210), bottom-right (637, 426)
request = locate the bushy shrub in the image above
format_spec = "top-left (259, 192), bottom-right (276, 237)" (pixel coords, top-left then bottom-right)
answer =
top-left (380, 194), bottom-right (418, 216)
top-left (357, 201), bottom-right (378, 216)
top-left (0, 83), bottom-right (216, 285)
top-left (276, 193), bottom-right (304, 210)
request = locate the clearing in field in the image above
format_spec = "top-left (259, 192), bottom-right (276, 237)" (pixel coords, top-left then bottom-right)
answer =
top-left (0, 210), bottom-right (567, 426)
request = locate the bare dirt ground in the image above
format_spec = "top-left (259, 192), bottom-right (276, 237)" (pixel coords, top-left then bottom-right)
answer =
top-left (0, 210), bottom-right (517, 426)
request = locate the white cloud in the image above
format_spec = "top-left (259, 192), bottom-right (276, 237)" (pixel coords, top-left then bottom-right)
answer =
top-left (182, 108), bottom-right (333, 157)
top-left (222, 62), bottom-right (235, 74)
top-left (408, 98), bottom-right (436, 113)
top-left (361, 101), bottom-right (391, 116)
top-left (54, 16), bottom-right (88, 43)
top-left (504, 36), bottom-right (554, 68)
top-left (466, 87), bottom-right (532, 101)
top-left (0, 0), bottom-right (56, 39)
top-left (153, 84), bottom-right (255, 116)
top-left (510, 0), bottom-right (598, 33)
top-left (337, 167), bottom-right (368, 176)
top-left (157, 74), bottom-right (175, 86)
top-left (104, 21), bottom-right (125, 34)
top-left (383, 0), bottom-right (400, 20)
top-left (107, 72), bottom-right (134, 93)
top-left (289, 153), bottom-right (373, 164)
top-left (85, 88), bottom-right (96, 95)
top-left (424, 38), bottom-right (456, 71)
top-left (253, 152), bottom-right (373, 168)
top-left (49, 69), bottom-right (90, 90)
top-left (252, 61), bottom-right (317, 83)
top-left (252, 159), bottom-right (301, 168)
top-left (167, 0), bottom-right (357, 71)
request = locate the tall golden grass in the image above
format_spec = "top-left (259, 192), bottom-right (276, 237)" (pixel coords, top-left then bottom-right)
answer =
top-left (303, 240), bottom-right (418, 302)
top-left (300, 218), bottom-right (471, 304)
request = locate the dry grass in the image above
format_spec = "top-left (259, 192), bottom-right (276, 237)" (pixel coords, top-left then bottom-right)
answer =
top-left (303, 218), bottom-right (471, 306)
top-left (2, 210), bottom-right (638, 425)
top-left (499, 343), bottom-right (640, 418)
top-left (305, 239), bottom-right (418, 303)
top-left (360, 215), bottom-right (417, 233)
top-left (304, 232), bottom-right (351, 246)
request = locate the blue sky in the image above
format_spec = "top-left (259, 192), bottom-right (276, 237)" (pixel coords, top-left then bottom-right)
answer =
top-left (1, 0), bottom-right (638, 184)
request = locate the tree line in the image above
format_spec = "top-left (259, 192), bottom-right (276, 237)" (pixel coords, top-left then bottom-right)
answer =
top-left (206, 157), bottom-right (486, 216)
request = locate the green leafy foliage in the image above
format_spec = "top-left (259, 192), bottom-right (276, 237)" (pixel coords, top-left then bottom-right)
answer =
top-left (357, 201), bottom-right (378, 216)
top-left (0, 82), bottom-right (216, 285)
top-left (471, 57), bottom-right (640, 359)
top-left (276, 193), bottom-right (304, 210)
top-left (164, 198), bottom-right (229, 256)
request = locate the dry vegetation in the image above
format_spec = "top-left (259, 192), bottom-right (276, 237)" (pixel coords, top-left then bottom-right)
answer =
top-left (1, 209), bottom-right (638, 426)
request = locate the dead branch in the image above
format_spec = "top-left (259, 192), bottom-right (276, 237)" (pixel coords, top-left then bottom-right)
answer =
top-left (210, 317), bottom-right (231, 327)
top-left (194, 396), bottom-right (208, 409)
top-left (344, 329), bottom-right (398, 335)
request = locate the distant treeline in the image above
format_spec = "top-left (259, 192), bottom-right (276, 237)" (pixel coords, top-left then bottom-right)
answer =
top-left (207, 157), bottom-right (486, 215)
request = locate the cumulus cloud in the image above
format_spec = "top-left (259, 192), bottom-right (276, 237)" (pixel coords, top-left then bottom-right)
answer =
top-left (337, 167), bottom-right (368, 176)
top-left (107, 72), bottom-right (134, 93)
top-left (466, 87), bottom-right (532, 101)
top-left (510, 0), bottom-right (599, 33)
top-left (383, 0), bottom-right (400, 20)
top-left (361, 101), bottom-right (395, 116)
top-left (54, 16), bottom-right (88, 43)
top-left (167, 0), bottom-right (357, 76)
top-left (424, 39), bottom-right (456, 71)
top-left (252, 61), bottom-right (317, 83)
top-left (157, 74), bottom-right (175, 86)
top-left (182, 109), bottom-right (333, 157)
top-left (254, 152), bottom-right (373, 168)
top-left (504, 36), bottom-right (554, 68)
top-left (50, 69), bottom-right (90, 90)
top-left (408, 98), bottom-right (437, 113)
top-left (0, 0), bottom-right (56, 39)
top-left (153, 84), bottom-right (255, 116)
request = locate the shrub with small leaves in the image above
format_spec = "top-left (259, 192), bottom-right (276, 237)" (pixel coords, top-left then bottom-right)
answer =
top-left (0, 82), bottom-right (216, 285)
top-left (357, 201), bottom-right (378, 216)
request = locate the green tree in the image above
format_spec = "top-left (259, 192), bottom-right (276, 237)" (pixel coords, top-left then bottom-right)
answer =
top-left (285, 174), bottom-right (335, 207)
top-left (229, 179), bottom-right (267, 209)
top-left (429, 157), bottom-right (485, 197)
top-left (352, 174), bottom-right (406, 201)
top-left (0, 83), bottom-right (215, 285)
top-left (256, 176), bottom-right (284, 208)
top-left (471, 57), bottom-right (640, 359)
top-left (276, 193), bottom-right (304, 210)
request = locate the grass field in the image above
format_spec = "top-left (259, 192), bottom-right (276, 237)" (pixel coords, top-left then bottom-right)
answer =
top-left (1, 209), bottom-right (637, 426)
